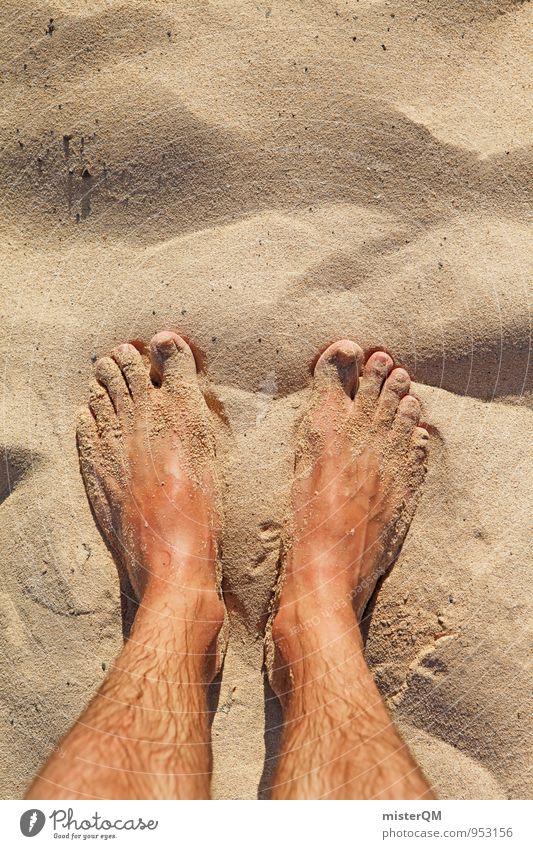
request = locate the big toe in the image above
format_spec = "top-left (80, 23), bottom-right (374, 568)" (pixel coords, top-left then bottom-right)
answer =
top-left (314, 339), bottom-right (364, 404)
top-left (149, 331), bottom-right (197, 389)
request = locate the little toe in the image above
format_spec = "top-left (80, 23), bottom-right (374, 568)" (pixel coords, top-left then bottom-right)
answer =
top-left (94, 356), bottom-right (132, 416)
top-left (375, 367), bottom-right (411, 427)
top-left (76, 407), bottom-right (100, 460)
top-left (356, 350), bottom-right (394, 411)
top-left (314, 339), bottom-right (364, 405)
top-left (111, 343), bottom-right (148, 400)
top-left (149, 331), bottom-right (197, 390)
top-left (76, 409), bottom-right (113, 532)
top-left (410, 425), bottom-right (430, 466)
top-left (88, 379), bottom-right (116, 433)
top-left (390, 394), bottom-right (421, 449)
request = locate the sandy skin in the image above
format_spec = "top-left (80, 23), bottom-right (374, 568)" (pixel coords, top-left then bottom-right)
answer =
top-left (268, 339), bottom-right (432, 799)
top-left (77, 331), bottom-right (224, 611)
top-left (27, 331), bottom-right (226, 800)
top-left (272, 339), bottom-right (429, 660)
top-left (27, 335), bottom-right (432, 800)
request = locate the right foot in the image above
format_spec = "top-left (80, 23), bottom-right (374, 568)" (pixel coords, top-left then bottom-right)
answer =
top-left (271, 341), bottom-right (429, 672)
top-left (76, 331), bottom-right (225, 652)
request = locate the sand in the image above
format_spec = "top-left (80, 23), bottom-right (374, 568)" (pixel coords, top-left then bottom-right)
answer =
top-left (0, 0), bottom-right (531, 799)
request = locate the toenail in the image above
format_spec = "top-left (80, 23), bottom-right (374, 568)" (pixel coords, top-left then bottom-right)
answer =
top-left (370, 352), bottom-right (392, 371)
top-left (152, 331), bottom-right (179, 349)
top-left (159, 338), bottom-right (175, 350)
top-left (330, 345), bottom-right (358, 364)
top-left (391, 368), bottom-right (409, 384)
top-left (400, 396), bottom-right (419, 416)
top-left (153, 338), bottom-right (177, 357)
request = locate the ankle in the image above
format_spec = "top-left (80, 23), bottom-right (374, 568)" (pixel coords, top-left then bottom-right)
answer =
top-left (271, 617), bottom-right (366, 706)
top-left (272, 601), bottom-right (363, 668)
top-left (135, 585), bottom-right (225, 649)
top-left (273, 586), bottom-right (361, 643)
top-left (134, 540), bottom-right (218, 592)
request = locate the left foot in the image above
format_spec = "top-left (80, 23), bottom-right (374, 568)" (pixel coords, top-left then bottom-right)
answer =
top-left (76, 331), bottom-right (225, 649)
top-left (270, 340), bottom-right (429, 674)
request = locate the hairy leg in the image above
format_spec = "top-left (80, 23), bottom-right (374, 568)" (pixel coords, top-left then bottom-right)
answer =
top-left (27, 331), bottom-right (225, 800)
top-left (27, 593), bottom-right (222, 799)
top-left (269, 341), bottom-right (433, 800)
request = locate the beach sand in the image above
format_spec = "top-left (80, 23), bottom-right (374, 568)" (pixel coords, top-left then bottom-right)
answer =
top-left (0, 0), bottom-right (531, 799)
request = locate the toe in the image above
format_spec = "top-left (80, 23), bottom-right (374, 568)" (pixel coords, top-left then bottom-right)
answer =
top-left (356, 350), bottom-right (394, 410)
top-left (410, 425), bottom-right (430, 465)
top-left (94, 356), bottom-right (132, 416)
top-left (390, 394), bottom-right (421, 449)
top-left (149, 331), bottom-right (197, 389)
top-left (76, 407), bottom-right (100, 459)
top-left (111, 343), bottom-right (148, 399)
top-left (375, 367), bottom-right (411, 426)
top-left (88, 379), bottom-right (116, 433)
top-left (76, 409), bottom-right (113, 531)
top-left (314, 339), bottom-right (364, 403)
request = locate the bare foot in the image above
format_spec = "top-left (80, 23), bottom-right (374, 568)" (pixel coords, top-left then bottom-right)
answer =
top-left (271, 340), bottom-right (429, 672)
top-left (76, 331), bottom-right (225, 653)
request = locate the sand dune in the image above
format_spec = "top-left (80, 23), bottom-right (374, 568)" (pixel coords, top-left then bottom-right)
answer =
top-left (0, 0), bottom-right (531, 798)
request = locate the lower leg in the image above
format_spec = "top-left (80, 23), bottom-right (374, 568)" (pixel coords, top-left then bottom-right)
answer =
top-left (271, 611), bottom-right (432, 800)
top-left (27, 584), bottom-right (223, 800)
